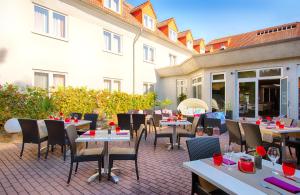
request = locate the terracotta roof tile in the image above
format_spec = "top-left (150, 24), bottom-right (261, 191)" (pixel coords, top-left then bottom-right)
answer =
top-left (178, 30), bottom-right (192, 38)
top-left (206, 22), bottom-right (300, 52)
top-left (157, 18), bottom-right (174, 28)
top-left (193, 38), bottom-right (204, 45)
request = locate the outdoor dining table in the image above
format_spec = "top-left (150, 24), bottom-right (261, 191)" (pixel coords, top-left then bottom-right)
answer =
top-left (259, 123), bottom-right (300, 161)
top-left (75, 129), bottom-right (130, 183)
top-left (183, 152), bottom-right (300, 195)
top-left (159, 119), bottom-right (192, 149)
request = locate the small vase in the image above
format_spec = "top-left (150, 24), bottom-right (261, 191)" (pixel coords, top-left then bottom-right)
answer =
top-left (108, 127), bottom-right (111, 135)
top-left (254, 156), bottom-right (262, 169)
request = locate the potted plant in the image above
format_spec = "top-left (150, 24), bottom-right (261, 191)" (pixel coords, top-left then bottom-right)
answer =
top-left (177, 93), bottom-right (187, 105)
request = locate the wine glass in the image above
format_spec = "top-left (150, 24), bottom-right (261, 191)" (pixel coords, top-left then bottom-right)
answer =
top-left (224, 144), bottom-right (234, 170)
top-left (267, 147), bottom-right (280, 175)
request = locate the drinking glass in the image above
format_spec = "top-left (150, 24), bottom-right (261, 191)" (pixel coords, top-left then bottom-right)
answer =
top-left (267, 147), bottom-right (280, 175)
top-left (282, 161), bottom-right (296, 177)
top-left (224, 144), bottom-right (234, 169)
top-left (90, 130), bottom-right (96, 136)
top-left (213, 153), bottom-right (223, 167)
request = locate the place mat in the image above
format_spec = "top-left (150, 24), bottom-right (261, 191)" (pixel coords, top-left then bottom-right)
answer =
top-left (264, 177), bottom-right (300, 193)
top-left (223, 158), bottom-right (236, 165)
top-left (116, 132), bottom-right (128, 135)
top-left (202, 157), bottom-right (300, 195)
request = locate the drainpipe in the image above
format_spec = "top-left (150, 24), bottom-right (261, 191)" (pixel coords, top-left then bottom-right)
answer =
top-left (133, 28), bottom-right (142, 94)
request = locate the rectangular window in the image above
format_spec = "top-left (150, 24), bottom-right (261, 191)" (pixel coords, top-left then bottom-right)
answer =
top-left (103, 30), bottom-right (122, 54)
top-left (53, 74), bottom-right (65, 89)
top-left (192, 76), bottom-right (202, 99)
top-left (143, 83), bottom-right (154, 94)
top-left (143, 45), bottom-right (155, 63)
top-left (211, 73), bottom-right (225, 112)
top-left (52, 12), bottom-right (66, 38)
top-left (239, 82), bottom-right (256, 117)
top-left (34, 5), bottom-right (67, 39)
top-left (104, 0), bottom-right (120, 13)
top-left (238, 71), bottom-right (256, 78)
top-left (34, 5), bottom-right (49, 34)
top-left (34, 72), bottom-right (49, 89)
top-left (169, 54), bottom-right (177, 66)
top-left (187, 40), bottom-right (193, 50)
top-left (176, 80), bottom-right (186, 97)
top-left (143, 14), bottom-right (154, 30)
top-left (259, 68), bottom-right (281, 77)
top-left (169, 29), bottom-right (177, 42)
top-left (104, 78), bottom-right (121, 92)
top-left (34, 71), bottom-right (66, 90)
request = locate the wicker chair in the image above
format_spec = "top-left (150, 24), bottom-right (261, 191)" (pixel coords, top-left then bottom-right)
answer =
top-left (18, 119), bottom-right (48, 159)
top-left (132, 114), bottom-right (147, 140)
top-left (65, 125), bottom-right (104, 184)
top-left (151, 114), bottom-right (173, 149)
top-left (84, 113), bottom-right (98, 130)
top-left (225, 120), bottom-right (246, 152)
top-left (186, 137), bottom-right (227, 195)
top-left (108, 124), bottom-right (145, 180)
top-left (44, 120), bottom-right (68, 161)
top-left (177, 117), bottom-right (200, 149)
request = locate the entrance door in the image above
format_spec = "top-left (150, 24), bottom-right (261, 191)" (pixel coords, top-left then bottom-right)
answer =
top-left (280, 77), bottom-right (288, 117)
top-left (238, 81), bottom-right (256, 118)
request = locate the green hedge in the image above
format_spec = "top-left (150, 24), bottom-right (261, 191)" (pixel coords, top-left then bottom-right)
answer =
top-left (0, 84), bottom-right (157, 126)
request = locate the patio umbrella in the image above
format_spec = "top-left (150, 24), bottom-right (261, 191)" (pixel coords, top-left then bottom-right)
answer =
top-left (177, 98), bottom-right (209, 115)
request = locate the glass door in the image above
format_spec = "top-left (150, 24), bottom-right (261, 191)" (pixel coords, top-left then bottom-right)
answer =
top-left (238, 81), bottom-right (256, 118)
top-left (280, 77), bottom-right (288, 117)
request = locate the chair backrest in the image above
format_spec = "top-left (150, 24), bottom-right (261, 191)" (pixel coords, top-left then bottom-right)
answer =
top-left (70, 113), bottom-right (82, 120)
top-left (191, 117), bottom-right (200, 134)
top-left (153, 114), bottom-right (162, 128)
top-left (132, 114), bottom-right (146, 130)
top-left (144, 109), bottom-right (154, 115)
top-left (18, 119), bottom-right (40, 143)
top-left (44, 120), bottom-right (66, 145)
top-left (117, 113), bottom-right (131, 130)
top-left (226, 120), bottom-right (243, 145)
top-left (84, 113), bottom-right (98, 130)
top-left (280, 118), bottom-right (293, 127)
top-left (204, 118), bottom-right (221, 129)
top-left (65, 125), bottom-right (77, 158)
top-left (241, 123), bottom-right (263, 149)
top-left (186, 137), bottom-right (221, 161)
top-left (135, 124), bottom-right (146, 155)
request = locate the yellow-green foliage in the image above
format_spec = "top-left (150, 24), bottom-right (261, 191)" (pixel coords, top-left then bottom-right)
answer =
top-left (51, 87), bottom-right (97, 116)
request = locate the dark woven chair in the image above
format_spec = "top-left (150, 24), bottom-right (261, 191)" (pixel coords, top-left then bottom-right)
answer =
top-left (225, 120), bottom-right (246, 152)
top-left (177, 117), bottom-right (200, 149)
top-left (65, 125), bottom-right (104, 184)
top-left (117, 113), bottom-right (132, 130)
top-left (280, 118), bottom-right (294, 127)
top-left (186, 137), bottom-right (227, 195)
top-left (108, 124), bottom-right (145, 180)
top-left (241, 123), bottom-right (280, 155)
top-left (84, 113), bottom-right (98, 130)
top-left (152, 114), bottom-right (173, 149)
top-left (44, 120), bottom-right (68, 161)
top-left (132, 114), bottom-right (147, 140)
top-left (70, 113), bottom-right (82, 120)
top-left (18, 119), bottom-right (48, 159)
top-left (204, 118), bottom-right (227, 135)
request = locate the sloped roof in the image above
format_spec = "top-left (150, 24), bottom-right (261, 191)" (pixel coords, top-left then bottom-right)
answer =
top-left (193, 38), bottom-right (204, 45)
top-left (130, 0), bottom-right (157, 18)
top-left (178, 30), bottom-right (192, 38)
top-left (157, 17), bottom-right (178, 30)
top-left (206, 22), bottom-right (300, 52)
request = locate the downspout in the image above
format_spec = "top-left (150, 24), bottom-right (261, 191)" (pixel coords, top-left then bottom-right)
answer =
top-left (133, 28), bottom-right (142, 94)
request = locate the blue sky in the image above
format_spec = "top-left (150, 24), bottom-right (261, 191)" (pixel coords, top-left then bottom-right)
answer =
top-left (126, 0), bottom-right (300, 42)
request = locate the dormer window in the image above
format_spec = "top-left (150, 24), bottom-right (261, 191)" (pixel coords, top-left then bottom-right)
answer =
top-left (169, 29), bottom-right (177, 42)
top-left (143, 14), bottom-right (154, 30)
top-left (104, 0), bottom-right (120, 13)
top-left (187, 40), bottom-right (193, 50)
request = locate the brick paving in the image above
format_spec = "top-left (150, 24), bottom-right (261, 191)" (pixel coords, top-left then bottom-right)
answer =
top-left (0, 130), bottom-right (296, 195)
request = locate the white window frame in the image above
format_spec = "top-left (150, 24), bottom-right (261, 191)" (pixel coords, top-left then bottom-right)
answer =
top-left (103, 30), bottom-right (123, 55)
top-left (143, 44), bottom-right (155, 63)
top-left (169, 29), bottom-right (177, 42)
top-left (143, 83), bottom-right (154, 94)
top-left (33, 69), bottom-right (67, 90)
top-left (176, 79), bottom-right (187, 97)
top-left (192, 76), bottom-right (202, 99)
top-left (33, 4), bottom-right (68, 41)
top-left (169, 54), bottom-right (177, 66)
top-left (187, 40), bottom-right (193, 50)
top-left (103, 0), bottom-right (121, 13)
top-left (211, 73), bottom-right (226, 112)
top-left (143, 14), bottom-right (155, 30)
top-left (103, 78), bottom-right (122, 92)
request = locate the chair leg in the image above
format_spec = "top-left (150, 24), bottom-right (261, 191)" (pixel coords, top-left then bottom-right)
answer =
top-left (20, 143), bottom-right (24, 158)
top-left (240, 144), bottom-right (243, 152)
top-left (135, 159), bottom-right (139, 180)
top-left (145, 128), bottom-right (147, 140)
top-left (170, 137), bottom-right (173, 149)
top-left (67, 161), bottom-right (73, 184)
top-left (45, 143), bottom-right (49, 159)
top-left (63, 145), bottom-right (66, 161)
top-left (85, 142), bottom-right (88, 148)
top-left (61, 145), bottom-right (63, 153)
top-left (177, 136), bottom-right (180, 149)
top-left (75, 162), bottom-right (79, 173)
top-left (37, 143), bottom-right (41, 160)
top-left (108, 159), bottom-right (113, 180)
top-left (51, 145), bottom-right (54, 152)
top-left (154, 137), bottom-right (157, 149)
top-left (98, 160), bottom-right (101, 181)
